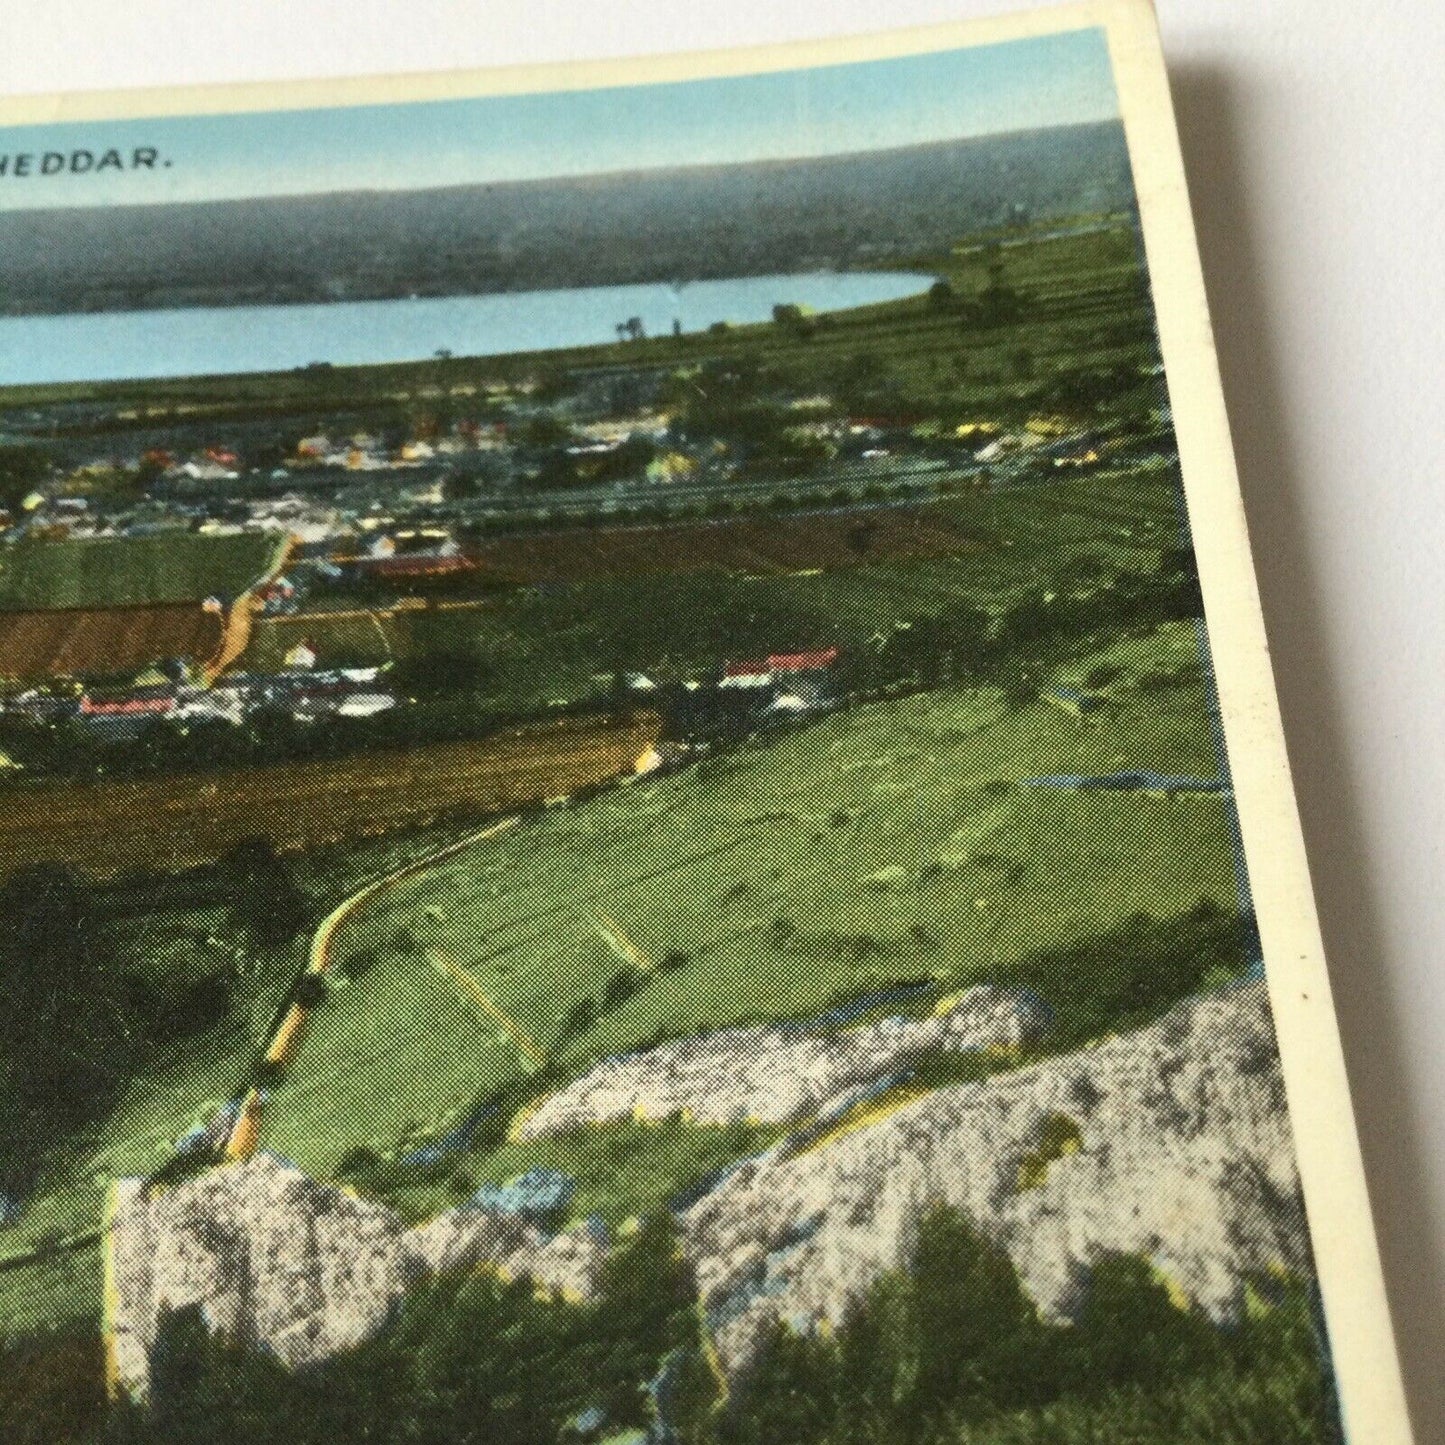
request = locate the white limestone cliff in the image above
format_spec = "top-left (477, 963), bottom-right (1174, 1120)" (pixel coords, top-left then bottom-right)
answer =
top-left (106, 981), bottom-right (1305, 1400)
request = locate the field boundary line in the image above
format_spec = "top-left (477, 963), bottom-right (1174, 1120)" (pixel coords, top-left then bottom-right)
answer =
top-left (0, 1225), bottom-right (102, 1274)
top-left (238, 531), bottom-right (300, 599)
top-left (426, 943), bottom-right (548, 1069)
top-left (591, 911), bottom-right (654, 972)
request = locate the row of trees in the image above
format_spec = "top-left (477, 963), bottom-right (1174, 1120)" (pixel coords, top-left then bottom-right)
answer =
top-left (0, 845), bottom-right (308, 1197)
top-left (828, 544), bottom-right (1204, 706)
top-left (0, 681), bottom-right (634, 784)
top-left (0, 537), bottom-right (1201, 792)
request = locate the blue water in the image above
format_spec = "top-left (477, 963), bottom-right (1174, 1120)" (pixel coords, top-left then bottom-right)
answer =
top-left (0, 270), bottom-right (934, 386)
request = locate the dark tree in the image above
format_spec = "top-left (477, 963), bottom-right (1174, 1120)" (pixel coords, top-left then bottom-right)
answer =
top-left (0, 443), bottom-right (53, 513)
top-left (0, 865), bottom-right (128, 1186)
top-left (224, 840), bottom-right (308, 953)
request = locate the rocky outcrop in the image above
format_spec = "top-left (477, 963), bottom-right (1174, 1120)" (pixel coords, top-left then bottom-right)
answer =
top-left (106, 1154), bottom-right (606, 1401)
top-left (107, 981), bottom-right (1305, 1400)
top-left (679, 980), bottom-right (1306, 1373)
top-left (407, 1207), bottom-right (601, 1301)
top-left (516, 984), bottom-right (1052, 1138)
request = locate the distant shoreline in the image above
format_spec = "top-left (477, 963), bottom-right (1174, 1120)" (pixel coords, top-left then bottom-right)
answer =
top-left (0, 121), bottom-right (1130, 319)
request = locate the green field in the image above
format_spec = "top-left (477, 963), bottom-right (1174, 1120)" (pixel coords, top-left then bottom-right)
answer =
top-left (254, 621), bottom-right (1241, 1222)
top-left (245, 469), bottom-right (1185, 712)
top-left (0, 532), bottom-right (284, 611)
top-left (0, 947), bottom-right (297, 1331)
top-left (0, 819), bottom-right (516, 1332)
top-left (2, 616), bottom-right (1232, 1330)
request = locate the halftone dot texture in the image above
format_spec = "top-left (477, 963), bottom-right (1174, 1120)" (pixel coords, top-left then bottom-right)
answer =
top-left (4, 624), bottom-right (1342, 1437)
top-left (0, 147), bottom-right (1345, 1445)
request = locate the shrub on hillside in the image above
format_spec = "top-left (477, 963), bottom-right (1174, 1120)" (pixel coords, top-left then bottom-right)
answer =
top-left (1002, 900), bottom-right (1255, 1050)
top-left (339, 948), bottom-right (378, 982)
top-left (602, 967), bottom-right (645, 1013)
top-left (721, 1206), bottom-right (1340, 1445)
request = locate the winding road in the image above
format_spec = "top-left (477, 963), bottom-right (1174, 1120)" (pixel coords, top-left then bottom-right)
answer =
top-left (223, 815), bottom-right (522, 1160)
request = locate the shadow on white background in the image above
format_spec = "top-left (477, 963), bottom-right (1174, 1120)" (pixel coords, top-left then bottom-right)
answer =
top-left (2, 2), bottom-right (1441, 1437)
top-left (1170, 60), bottom-right (1442, 1441)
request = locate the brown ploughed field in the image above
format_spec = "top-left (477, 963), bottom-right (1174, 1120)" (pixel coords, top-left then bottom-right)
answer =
top-left (468, 500), bottom-right (985, 585)
top-left (0, 712), bottom-right (660, 876)
top-left (0, 603), bottom-right (224, 684)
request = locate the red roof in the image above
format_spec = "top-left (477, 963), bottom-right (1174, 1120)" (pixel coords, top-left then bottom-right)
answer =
top-left (80, 695), bottom-right (175, 717)
top-left (767, 648), bottom-right (838, 672)
top-left (724, 659), bottom-right (771, 678)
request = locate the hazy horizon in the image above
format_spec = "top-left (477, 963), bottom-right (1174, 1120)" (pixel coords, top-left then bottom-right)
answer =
top-left (0, 119), bottom-right (1136, 321)
top-left (1, 116), bottom-right (1109, 221)
top-left (0, 29), bottom-right (1115, 214)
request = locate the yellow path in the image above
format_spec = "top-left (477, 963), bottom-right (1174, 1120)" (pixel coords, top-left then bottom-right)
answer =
top-left (426, 944), bottom-right (548, 1069)
top-left (224, 815), bottom-right (521, 1159)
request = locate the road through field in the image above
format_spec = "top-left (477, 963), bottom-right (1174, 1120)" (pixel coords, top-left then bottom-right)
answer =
top-left (224, 815), bottom-right (522, 1160)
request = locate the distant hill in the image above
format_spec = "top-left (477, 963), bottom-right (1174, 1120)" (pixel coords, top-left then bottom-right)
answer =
top-left (0, 121), bottom-right (1133, 316)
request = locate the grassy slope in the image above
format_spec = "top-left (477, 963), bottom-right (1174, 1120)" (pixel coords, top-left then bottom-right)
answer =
top-left (0, 943), bottom-right (299, 1333)
top-left (381, 1116), bottom-right (784, 1227)
top-left (0, 822), bottom-right (508, 1332)
top-left (263, 622), bottom-right (1236, 1216)
top-left (0, 532), bottom-right (282, 611)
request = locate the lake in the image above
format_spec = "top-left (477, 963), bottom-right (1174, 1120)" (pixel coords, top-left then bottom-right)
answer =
top-left (0, 271), bottom-right (935, 387)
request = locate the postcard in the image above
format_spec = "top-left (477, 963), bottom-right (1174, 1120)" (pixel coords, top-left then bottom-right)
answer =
top-left (0, 1), bottom-right (1412, 1440)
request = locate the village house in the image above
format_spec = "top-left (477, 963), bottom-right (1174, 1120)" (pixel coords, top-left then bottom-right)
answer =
top-left (718, 660), bottom-right (773, 690)
top-left (353, 528), bottom-right (472, 582)
top-left (170, 448), bottom-right (241, 483)
top-left (719, 647), bottom-right (839, 690)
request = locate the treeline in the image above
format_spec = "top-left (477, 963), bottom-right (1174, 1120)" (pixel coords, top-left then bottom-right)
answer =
top-left (0, 124), bottom-right (1132, 316)
top-left (0, 843), bottom-right (308, 1198)
top-left (837, 543), bottom-right (1203, 704)
top-left (671, 545), bottom-right (1206, 750)
top-left (663, 344), bottom-right (1161, 450)
top-left (0, 442), bottom-right (52, 513)
top-left (1000, 899), bottom-right (1259, 1053)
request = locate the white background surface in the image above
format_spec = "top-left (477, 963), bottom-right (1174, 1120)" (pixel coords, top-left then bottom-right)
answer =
top-left (2, 1), bottom-right (1440, 1434)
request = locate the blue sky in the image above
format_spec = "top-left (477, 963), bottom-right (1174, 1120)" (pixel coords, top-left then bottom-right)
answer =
top-left (0, 28), bottom-right (1115, 212)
